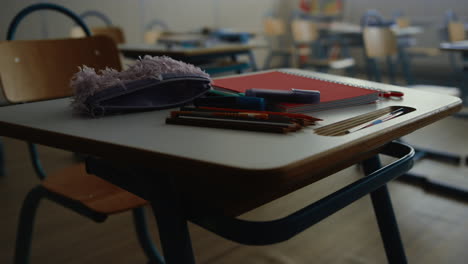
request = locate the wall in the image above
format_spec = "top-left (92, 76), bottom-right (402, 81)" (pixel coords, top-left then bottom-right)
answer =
top-left (0, 0), bottom-right (277, 42)
top-left (1, 0), bottom-right (466, 79)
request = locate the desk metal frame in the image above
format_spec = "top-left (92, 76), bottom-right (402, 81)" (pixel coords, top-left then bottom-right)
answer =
top-left (87, 141), bottom-right (414, 264)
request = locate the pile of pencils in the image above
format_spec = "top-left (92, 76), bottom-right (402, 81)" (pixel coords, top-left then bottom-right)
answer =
top-left (165, 106), bottom-right (322, 133)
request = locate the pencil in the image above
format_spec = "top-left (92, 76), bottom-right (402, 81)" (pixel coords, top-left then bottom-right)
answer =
top-left (194, 106), bottom-right (323, 121)
top-left (178, 106), bottom-right (320, 127)
top-left (166, 116), bottom-right (293, 133)
top-left (171, 110), bottom-right (269, 119)
top-left (178, 107), bottom-right (316, 127)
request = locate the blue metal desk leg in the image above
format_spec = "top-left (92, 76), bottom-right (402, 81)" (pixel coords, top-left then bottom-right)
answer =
top-left (0, 138), bottom-right (4, 176)
top-left (462, 51), bottom-right (468, 105)
top-left (362, 156), bottom-right (407, 264)
top-left (247, 51), bottom-right (258, 71)
top-left (150, 175), bottom-right (195, 264)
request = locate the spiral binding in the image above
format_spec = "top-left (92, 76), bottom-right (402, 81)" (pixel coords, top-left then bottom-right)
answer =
top-left (278, 69), bottom-right (382, 93)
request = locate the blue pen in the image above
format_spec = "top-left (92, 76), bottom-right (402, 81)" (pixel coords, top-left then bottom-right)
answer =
top-left (347, 108), bottom-right (406, 133)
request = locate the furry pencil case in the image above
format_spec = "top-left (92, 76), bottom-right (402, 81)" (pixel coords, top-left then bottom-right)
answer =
top-left (71, 56), bottom-right (212, 117)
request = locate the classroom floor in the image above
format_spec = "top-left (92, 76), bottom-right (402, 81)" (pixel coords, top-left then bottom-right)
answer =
top-left (1, 100), bottom-right (467, 263)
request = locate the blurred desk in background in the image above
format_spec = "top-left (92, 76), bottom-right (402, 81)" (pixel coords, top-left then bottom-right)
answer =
top-left (119, 42), bottom-right (266, 74)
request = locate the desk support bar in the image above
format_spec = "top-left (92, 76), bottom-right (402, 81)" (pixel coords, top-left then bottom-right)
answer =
top-left (363, 156), bottom-right (408, 264)
top-left (150, 174), bottom-right (195, 264)
top-left (191, 141), bottom-right (414, 246)
top-left (86, 141), bottom-right (413, 264)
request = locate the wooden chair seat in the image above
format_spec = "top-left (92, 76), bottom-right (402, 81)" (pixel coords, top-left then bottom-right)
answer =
top-left (406, 47), bottom-right (441, 57)
top-left (42, 163), bottom-right (148, 215)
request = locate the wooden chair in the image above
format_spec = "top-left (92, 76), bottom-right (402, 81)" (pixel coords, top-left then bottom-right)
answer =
top-left (3, 3), bottom-right (163, 264)
top-left (362, 25), bottom-right (467, 199)
top-left (262, 17), bottom-right (293, 69)
top-left (363, 26), bottom-right (460, 96)
top-left (71, 26), bottom-right (125, 44)
top-left (448, 22), bottom-right (466, 42)
top-left (1, 34), bottom-right (164, 264)
top-left (394, 17), bottom-right (443, 72)
top-left (69, 10), bottom-right (126, 44)
top-left (291, 19), bottom-right (355, 71)
top-left (144, 19), bottom-right (170, 44)
top-left (395, 17), bottom-right (410, 28)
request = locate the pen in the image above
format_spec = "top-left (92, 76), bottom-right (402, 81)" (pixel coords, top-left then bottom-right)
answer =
top-left (346, 108), bottom-right (406, 133)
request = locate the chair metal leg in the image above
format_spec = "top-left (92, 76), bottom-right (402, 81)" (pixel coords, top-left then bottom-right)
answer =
top-left (14, 186), bottom-right (47, 264)
top-left (386, 56), bottom-right (396, 85)
top-left (281, 54), bottom-right (290, 68)
top-left (398, 172), bottom-right (468, 201)
top-left (132, 207), bottom-right (165, 264)
top-left (362, 156), bottom-right (407, 264)
top-left (412, 147), bottom-right (461, 164)
top-left (398, 49), bottom-right (414, 85)
top-left (247, 50), bottom-right (258, 71)
top-left (263, 52), bottom-right (273, 70)
top-left (396, 139), bottom-right (468, 202)
top-left (0, 138), bottom-right (4, 177)
top-left (367, 58), bottom-right (382, 82)
top-left (150, 175), bottom-right (195, 264)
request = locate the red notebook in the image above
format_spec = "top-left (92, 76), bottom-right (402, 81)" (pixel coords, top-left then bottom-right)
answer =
top-left (212, 70), bottom-right (380, 113)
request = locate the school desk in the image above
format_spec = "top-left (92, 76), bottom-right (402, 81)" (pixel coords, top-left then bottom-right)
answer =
top-left (119, 42), bottom-right (263, 73)
top-left (0, 69), bottom-right (461, 264)
top-left (324, 22), bottom-right (423, 37)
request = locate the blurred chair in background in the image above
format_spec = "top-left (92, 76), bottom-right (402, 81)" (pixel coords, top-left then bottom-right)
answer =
top-left (440, 10), bottom-right (467, 76)
top-left (262, 16), bottom-right (293, 69)
top-left (362, 19), bottom-right (468, 202)
top-left (291, 18), bottom-right (355, 72)
top-left (144, 19), bottom-right (170, 44)
top-left (70, 9), bottom-right (125, 44)
top-left (391, 11), bottom-right (443, 85)
top-left (362, 16), bottom-right (460, 95)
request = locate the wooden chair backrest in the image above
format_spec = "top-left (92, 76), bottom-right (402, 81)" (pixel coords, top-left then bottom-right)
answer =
top-left (263, 17), bottom-right (286, 36)
top-left (144, 30), bottom-right (165, 44)
top-left (395, 17), bottom-right (410, 28)
top-left (363, 27), bottom-right (398, 58)
top-left (0, 36), bottom-right (121, 103)
top-left (69, 25), bottom-right (87, 38)
top-left (291, 20), bottom-right (319, 43)
top-left (448, 22), bottom-right (466, 42)
top-left (92, 26), bottom-right (125, 44)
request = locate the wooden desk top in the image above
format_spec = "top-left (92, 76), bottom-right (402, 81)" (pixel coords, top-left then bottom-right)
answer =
top-left (157, 33), bottom-right (208, 46)
top-left (323, 22), bottom-right (423, 37)
top-left (0, 69), bottom-right (461, 215)
top-left (119, 42), bottom-right (265, 57)
top-left (440, 41), bottom-right (468, 52)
